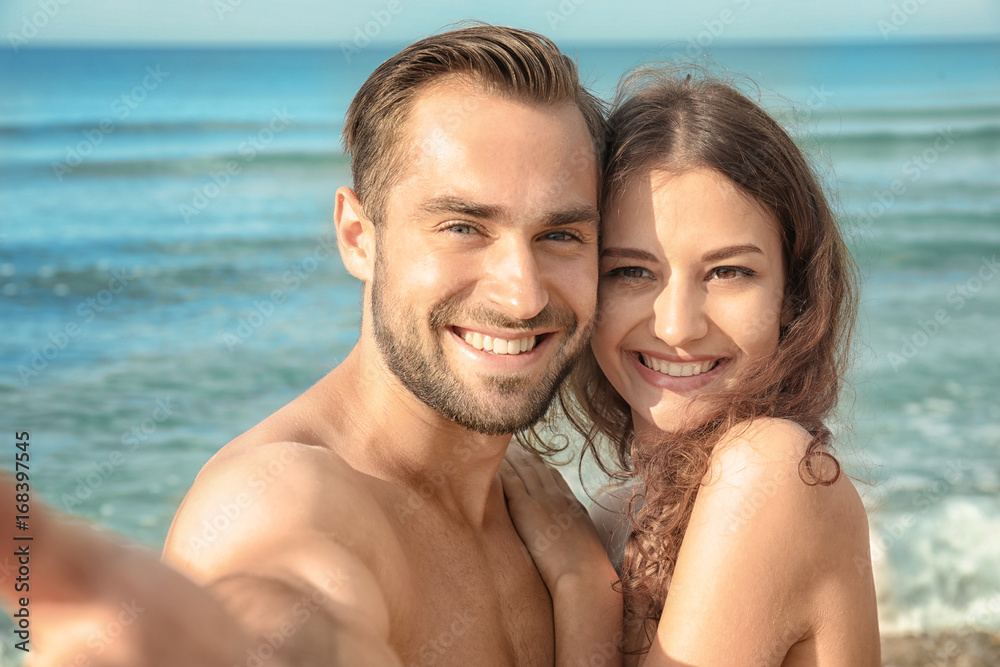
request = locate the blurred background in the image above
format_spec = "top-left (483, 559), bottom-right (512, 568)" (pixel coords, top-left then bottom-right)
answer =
top-left (1, 0), bottom-right (998, 663)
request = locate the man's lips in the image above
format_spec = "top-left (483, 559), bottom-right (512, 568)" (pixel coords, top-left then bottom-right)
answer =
top-left (451, 326), bottom-right (550, 356)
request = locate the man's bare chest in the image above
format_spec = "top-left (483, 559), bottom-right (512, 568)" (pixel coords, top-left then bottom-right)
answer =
top-left (388, 518), bottom-right (555, 666)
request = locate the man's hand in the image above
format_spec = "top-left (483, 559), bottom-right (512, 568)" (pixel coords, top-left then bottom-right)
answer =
top-left (0, 474), bottom-right (275, 667)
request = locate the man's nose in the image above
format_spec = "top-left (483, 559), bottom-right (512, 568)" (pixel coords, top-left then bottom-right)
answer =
top-left (481, 238), bottom-right (549, 321)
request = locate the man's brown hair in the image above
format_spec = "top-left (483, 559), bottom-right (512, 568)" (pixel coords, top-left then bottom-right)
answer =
top-left (342, 23), bottom-right (606, 224)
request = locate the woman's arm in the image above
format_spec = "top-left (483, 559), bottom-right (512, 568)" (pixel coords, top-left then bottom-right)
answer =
top-left (500, 444), bottom-right (624, 667)
top-left (643, 419), bottom-right (879, 666)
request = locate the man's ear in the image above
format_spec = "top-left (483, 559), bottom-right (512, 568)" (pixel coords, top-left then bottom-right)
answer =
top-left (334, 186), bottom-right (376, 282)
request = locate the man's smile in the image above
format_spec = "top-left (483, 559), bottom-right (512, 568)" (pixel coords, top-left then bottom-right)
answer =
top-left (453, 326), bottom-right (541, 355)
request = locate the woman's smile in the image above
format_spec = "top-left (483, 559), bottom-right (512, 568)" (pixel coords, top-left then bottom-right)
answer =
top-left (592, 167), bottom-right (786, 433)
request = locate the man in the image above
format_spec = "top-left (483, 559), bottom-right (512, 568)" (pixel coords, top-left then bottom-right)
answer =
top-left (2, 25), bottom-right (620, 665)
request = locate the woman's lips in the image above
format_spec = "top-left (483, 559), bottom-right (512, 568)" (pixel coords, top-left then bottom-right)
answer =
top-left (629, 352), bottom-right (729, 392)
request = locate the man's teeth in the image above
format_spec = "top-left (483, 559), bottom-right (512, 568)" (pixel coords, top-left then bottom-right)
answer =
top-left (463, 331), bottom-right (536, 355)
top-left (640, 354), bottom-right (719, 377)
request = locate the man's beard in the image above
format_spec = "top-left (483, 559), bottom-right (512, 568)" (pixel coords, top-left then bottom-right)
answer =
top-left (370, 258), bottom-right (593, 436)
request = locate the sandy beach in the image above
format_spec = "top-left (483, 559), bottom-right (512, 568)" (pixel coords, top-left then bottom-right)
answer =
top-left (882, 631), bottom-right (1000, 666)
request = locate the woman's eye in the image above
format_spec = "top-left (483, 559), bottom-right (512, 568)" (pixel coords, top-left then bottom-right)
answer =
top-left (609, 266), bottom-right (653, 280)
top-left (709, 266), bottom-right (754, 280)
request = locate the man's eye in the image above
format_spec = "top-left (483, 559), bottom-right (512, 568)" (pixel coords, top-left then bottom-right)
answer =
top-left (446, 224), bottom-right (476, 235)
top-left (543, 231), bottom-right (580, 242)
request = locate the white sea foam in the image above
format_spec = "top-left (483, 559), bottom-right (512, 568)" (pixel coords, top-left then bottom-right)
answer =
top-left (872, 496), bottom-right (1000, 633)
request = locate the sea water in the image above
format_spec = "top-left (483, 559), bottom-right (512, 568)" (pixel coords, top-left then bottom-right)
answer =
top-left (1, 42), bottom-right (998, 644)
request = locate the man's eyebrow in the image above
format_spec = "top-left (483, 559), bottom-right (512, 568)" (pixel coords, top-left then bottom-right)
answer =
top-left (543, 205), bottom-right (600, 229)
top-left (701, 244), bottom-right (764, 263)
top-left (418, 197), bottom-right (599, 231)
top-left (417, 196), bottom-right (504, 220)
top-left (601, 247), bottom-right (659, 263)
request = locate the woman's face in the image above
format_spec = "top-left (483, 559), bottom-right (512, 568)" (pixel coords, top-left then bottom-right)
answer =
top-left (593, 168), bottom-right (787, 434)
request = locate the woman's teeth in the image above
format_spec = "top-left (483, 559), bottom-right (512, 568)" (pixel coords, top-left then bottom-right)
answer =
top-left (640, 354), bottom-right (720, 377)
top-left (463, 331), bottom-right (536, 355)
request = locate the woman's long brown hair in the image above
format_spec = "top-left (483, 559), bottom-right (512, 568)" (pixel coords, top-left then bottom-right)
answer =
top-left (521, 68), bottom-right (859, 654)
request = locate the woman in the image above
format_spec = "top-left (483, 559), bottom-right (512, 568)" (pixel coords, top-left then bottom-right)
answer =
top-left (501, 69), bottom-right (880, 665)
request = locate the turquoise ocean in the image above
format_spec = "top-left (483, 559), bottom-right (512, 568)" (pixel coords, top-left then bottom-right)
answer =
top-left (1, 41), bottom-right (998, 649)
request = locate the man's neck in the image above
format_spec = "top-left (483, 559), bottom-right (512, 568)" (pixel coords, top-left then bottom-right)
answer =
top-left (322, 342), bottom-right (513, 527)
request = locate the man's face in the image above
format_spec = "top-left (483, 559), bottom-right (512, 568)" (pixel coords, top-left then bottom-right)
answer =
top-left (369, 80), bottom-right (599, 435)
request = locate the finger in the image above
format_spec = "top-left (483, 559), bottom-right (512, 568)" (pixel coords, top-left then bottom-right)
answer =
top-left (518, 452), bottom-right (572, 502)
top-left (545, 464), bottom-right (575, 496)
top-left (503, 449), bottom-right (548, 498)
top-left (499, 460), bottom-right (528, 502)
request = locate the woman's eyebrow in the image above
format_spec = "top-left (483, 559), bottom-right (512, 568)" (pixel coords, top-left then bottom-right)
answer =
top-left (701, 243), bottom-right (763, 263)
top-left (600, 247), bottom-right (659, 262)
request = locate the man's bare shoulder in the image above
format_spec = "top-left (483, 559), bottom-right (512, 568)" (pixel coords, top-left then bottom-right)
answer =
top-left (163, 437), bottom-right (393, 583)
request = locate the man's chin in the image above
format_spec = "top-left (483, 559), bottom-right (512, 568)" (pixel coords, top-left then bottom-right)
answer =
top-left (436, 383), bottom-right (558, 435)
top-left (445, 407), bottom-right (547, 437)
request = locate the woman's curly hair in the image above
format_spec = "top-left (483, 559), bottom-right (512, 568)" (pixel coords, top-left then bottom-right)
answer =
top-left (522, 67), bottom-right (859, 654)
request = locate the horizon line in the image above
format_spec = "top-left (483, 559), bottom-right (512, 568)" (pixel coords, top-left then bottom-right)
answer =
top-left (6, 35), bottom-right (998, 51)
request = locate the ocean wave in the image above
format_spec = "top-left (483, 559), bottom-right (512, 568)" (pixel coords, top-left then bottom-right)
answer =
top-left (807, 123), bottom-right (1000, 146)
top-left (872, 497), bottom-right (1000, 634)
top-left (0, 236), bottom-right (355, 302)
top-left (0, 118), bottom-right (339, 136)
top-left (4, 150), bottom-right (351, 177)
top-left (784, 103), bottom-right (1000, 124)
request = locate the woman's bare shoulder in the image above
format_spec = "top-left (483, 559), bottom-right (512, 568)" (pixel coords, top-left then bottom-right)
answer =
top-left (698, 417), bottom-right (867, 548)
top-left (685, 417), bottom-right (875, 627)
top-left (656, 418), bottom-right (878, 662)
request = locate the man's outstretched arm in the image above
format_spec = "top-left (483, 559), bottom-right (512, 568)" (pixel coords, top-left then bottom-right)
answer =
top-left (0, 473), bottom-right (261, 666)
top-left (0, 449), bottom-right (404, 665)
top-left (162, 440), bottom-right (406, 666)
